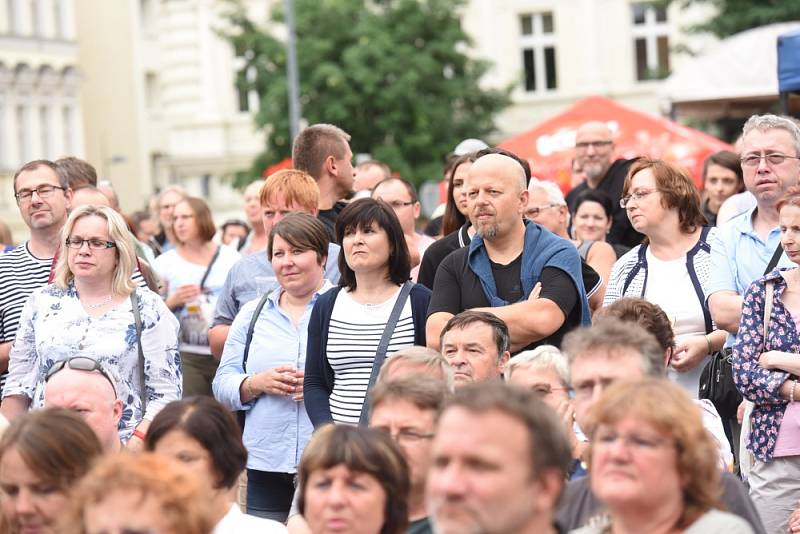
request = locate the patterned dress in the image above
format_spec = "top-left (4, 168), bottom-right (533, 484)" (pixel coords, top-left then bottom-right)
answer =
top-left (3, 282), bottom-right (182, 442)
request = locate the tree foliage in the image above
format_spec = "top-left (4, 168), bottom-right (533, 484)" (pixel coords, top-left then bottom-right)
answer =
top-left (221, 0), bottom-right (511, 186)
top-left (675, 0), bottom-right (800, 38)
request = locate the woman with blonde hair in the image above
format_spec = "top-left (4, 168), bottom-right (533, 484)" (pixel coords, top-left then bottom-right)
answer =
top-left (2, 205), bottom-right (181, 447)
top-left (572, 379), bottom-right (753, 533)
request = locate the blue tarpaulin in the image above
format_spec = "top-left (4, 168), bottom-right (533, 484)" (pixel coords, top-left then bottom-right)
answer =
top-left (778, 29), bottom-right (800, 93)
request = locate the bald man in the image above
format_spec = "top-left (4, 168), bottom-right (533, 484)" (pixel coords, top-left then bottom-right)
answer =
top-left (45, 365), bottom-right (123, 453)
top-left (71, 186), bottom-right (112, 209)
top-left (427, 153), bottom-right (590, 353)
top-left (565, 121), bottom-right (643, 248)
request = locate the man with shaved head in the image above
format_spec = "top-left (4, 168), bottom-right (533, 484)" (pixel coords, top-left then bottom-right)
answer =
top-left (565, 121), bottom-right (642, 248)
top-left (427, 153), bottom-right (590, 353)
top-left (44, 363), bottom-right (123, 453)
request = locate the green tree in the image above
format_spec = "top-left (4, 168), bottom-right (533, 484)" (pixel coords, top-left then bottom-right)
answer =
top-left (674, 0), bottom-right (800, 38)
top-left (221, 0), bottom-right (510, 186)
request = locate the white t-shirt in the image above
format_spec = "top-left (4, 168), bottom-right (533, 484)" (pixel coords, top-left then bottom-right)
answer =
top-left (153, 245), bottom-right (241, 354)
top-left (644, 248), bottom-right (708, 398)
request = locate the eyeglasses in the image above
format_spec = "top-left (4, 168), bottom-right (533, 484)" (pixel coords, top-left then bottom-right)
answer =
top-left (740, 153), bottom-right (800, 168)
top-left (377, 428), bottom-right (435, 445)
top-left (45, 356), bottom-right (117, 396)
top-left (620, 188), bottom-right (658, 208)
top-left (14, 184), bottom-right (66, 204)
top-left (530, 383), bottom-right (569, 397)
top-left (575, 141), bottom-right (612, 151)
top-left (386, 200), bottom-right (415, 210)
top-left (65, 237), bottom-right (117, 250)
top-left (525, 203), bottom-right (560, 218)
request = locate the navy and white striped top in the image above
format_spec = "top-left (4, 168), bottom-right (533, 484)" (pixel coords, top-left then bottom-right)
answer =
top-left (326, 288), bottom-right (414, 425)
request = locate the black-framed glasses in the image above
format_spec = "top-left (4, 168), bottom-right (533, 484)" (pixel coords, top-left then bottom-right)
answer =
top-left (65, 237), bottom-right (117, 250)
top-left (14, 184), bottom-right (66, 203)
top-left (45, 356), bottom-right (117, 396)
top-left (740, 153), bottom-right (800, 168)
top-left (620, 188), bottom-right (659, 208)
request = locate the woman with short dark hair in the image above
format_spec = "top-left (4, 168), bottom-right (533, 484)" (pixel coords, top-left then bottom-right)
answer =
top-left (603, 158), bottom-right (726, 398)
top-left (702, 150), bottom-right (745, 226)
top-left (304, 198), bottom-right (431, 427)
top-left (213, 213), bottom-right (333, 521)
top-left (298, 424), bottom-right (410, 534)
top-left (153, 196), bottom-right (241, 397)
top-left (145, 397), bottom-right (286, 532)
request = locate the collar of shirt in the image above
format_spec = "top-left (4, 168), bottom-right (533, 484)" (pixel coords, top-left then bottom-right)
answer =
top-left (265, 278), bottom-right (334, 309)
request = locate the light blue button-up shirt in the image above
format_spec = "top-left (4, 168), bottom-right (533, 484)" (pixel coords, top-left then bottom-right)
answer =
top-left (707, 206), bottom-right (794, 347)
top-left (213, 280), bottom-right (334, 473)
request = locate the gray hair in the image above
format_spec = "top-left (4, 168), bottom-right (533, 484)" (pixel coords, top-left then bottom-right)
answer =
top-left (561, 318), bottom-right (665, 380)
top-left (527, 178), bottom-right (566, 206)
top-left (505, 345), bottom-right (569, 386)
top-left (377, 346), bottom-right (454, 391)
top-left (742, 114), bottom-right (800, 156)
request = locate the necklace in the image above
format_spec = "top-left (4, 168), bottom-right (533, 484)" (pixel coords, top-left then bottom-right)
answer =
top-left (84, 295), bottom-right (113, 309)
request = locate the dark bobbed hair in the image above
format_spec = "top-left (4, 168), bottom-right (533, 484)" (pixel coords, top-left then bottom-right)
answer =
top-left (702, 150), bottom-right (744, 193)
top-left (268, 212), bottom-right (330, 266)
top-left (144, 397), bottom-right (247, 490)
top-left (0, 408), bottom-right (103, 491)
top-left (623, 158), bottom-right (706, 235)
top-left (174, 197), bottom-right (216, 244)
top-left (335, 198), bottom-right (411, 291)
top-left (298, 425), bottom-right (409, 534)
top-left (440, 310), bottom-right (509, 358)
top-left (442, 153), bottom-right (478, 236)
top-left (573, 189), bottom-right (614, 220)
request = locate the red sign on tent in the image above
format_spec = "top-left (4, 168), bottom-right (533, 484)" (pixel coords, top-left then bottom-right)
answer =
top-left (498, 95), bottom-right (733, 191)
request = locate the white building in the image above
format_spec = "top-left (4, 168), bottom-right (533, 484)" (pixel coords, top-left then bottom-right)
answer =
top-left (0, 0), bottom-right (83, 234)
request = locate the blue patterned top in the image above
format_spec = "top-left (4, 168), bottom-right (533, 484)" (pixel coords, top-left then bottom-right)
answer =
top-left (733, 269), bottom-right (800, 462)
top-left (3, 282), bottom-right (182, 442)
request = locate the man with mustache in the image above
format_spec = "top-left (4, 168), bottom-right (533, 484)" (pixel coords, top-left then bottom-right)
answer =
top-left (426, 153), bottom-right (590, 353)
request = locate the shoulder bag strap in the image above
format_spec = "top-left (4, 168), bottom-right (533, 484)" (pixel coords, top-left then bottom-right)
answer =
top-left (130, 291), bottom-right (146, 408)
top-left (199, 246), bottom-right (222, 290)
top-left (358, 282), bottom-right (414, 425)
top-left (765, 243), bottom-right (784, 276)
top-left (242, 292), bottom-right (271, 372)
top-left (763, 280), bottom-right (774, 351)
top-left (621, 244), bottom-right (648, 295)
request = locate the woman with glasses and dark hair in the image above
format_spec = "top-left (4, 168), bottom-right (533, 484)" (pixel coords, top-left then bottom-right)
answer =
top-left (603, 159), bottom-right (727, 398)
top-left (1, 205), bottom-right (181, 449)
top-left (145, 397), bottom-right (287, 532)
top-left (153, 196), bottom-right (240, 398)
top-left (304, 198), bottom-right (431, 427)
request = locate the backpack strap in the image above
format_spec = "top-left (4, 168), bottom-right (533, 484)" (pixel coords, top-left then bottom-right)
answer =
top-left (242, 292), bottom-right (272, 372)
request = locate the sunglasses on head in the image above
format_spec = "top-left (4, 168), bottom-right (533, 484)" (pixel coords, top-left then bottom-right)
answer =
top-left (45, 356), bottom-right (117, 397)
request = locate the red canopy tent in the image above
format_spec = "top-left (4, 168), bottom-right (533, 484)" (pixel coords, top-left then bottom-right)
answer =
top-left (498, 95), bottom-right (733, 191)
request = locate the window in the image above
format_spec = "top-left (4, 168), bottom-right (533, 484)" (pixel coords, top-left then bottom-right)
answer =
top-left (30, 0), bottom-right (40, 36)
top-left (39, 105), bottom-right (50, 158)
top-left (6, 0), bottom-right (17, 34)
top-left (16, 105), bottom-right (28, 163)
top-left (62, 105), bottom-right (73, 154)
top-left (52, 0), bottom-right (63, 37)
top-left (519, 12), bottom-right (557, 92)
top-left (631, 2), bottom-right (670, 81)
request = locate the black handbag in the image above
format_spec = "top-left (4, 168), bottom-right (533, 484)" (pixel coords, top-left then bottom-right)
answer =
top-left (698, 348), bottom-right (740, 420)
top-left (698, 243), bottom-right (784, 419)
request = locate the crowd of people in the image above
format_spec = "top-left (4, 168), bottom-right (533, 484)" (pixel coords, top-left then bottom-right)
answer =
top-left (0, 113), bottom-right (797, 533)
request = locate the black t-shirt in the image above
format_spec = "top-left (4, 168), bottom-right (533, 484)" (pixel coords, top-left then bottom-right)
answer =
top-left (427, 246), bottom-right (580, 351)
top-left (565, 158), bottom-right (644, 249)
top-left (317, 200), bottom-right (348, 243)
top-left (417, 224), bottom-right (471, 290)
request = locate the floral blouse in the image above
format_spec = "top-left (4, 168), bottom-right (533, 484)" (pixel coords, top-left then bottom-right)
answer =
top-left (3, 282), bottom-right (182, 442)
top-left (733, 269), bottom-right (800, 462)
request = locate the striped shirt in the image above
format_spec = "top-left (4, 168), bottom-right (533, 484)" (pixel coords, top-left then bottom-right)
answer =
top-left (326, 288), bottom-right (414, 425)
